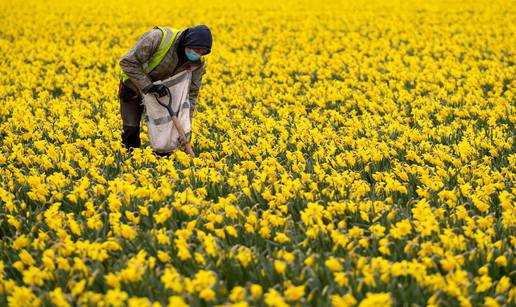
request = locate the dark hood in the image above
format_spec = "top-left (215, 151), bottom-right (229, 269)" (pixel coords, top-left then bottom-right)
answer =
top-left (183, 25), bottom-right (212, 53)
top-left (176, 25), bottom-right (212, 66)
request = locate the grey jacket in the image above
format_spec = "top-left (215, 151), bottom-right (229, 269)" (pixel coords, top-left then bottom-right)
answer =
top-left (119, 28), bottom-right (206, 113)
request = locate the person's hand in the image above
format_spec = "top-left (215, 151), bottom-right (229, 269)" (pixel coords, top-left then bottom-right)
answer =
top-left (144, 84), bottom-right (168, 97)
top-left (178, 132), bottom-right (191, 147)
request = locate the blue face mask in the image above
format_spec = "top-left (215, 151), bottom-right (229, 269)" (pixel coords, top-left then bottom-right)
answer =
top-left (185, 48), bottom-right (201, 61)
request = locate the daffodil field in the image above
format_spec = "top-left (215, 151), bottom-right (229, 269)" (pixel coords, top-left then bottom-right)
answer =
top-left (0, 0), bottom-right (515, 305)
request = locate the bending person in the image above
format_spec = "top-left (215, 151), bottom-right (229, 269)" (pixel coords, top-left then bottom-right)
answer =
top-left (118, 24), bottom-right (212, 152)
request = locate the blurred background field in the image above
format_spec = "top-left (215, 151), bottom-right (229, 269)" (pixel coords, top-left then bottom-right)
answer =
top-left (0, 0), bottom-right (514, 306)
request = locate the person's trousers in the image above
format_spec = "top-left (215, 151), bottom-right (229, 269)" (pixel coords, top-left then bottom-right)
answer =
top-left (118, 81), bottom-right (143, 151)
top-left (118, 81), bottom-right (177, 157)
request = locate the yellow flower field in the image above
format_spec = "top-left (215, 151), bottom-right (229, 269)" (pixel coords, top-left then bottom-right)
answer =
top-left (0, 0), bottom-right (514, 305)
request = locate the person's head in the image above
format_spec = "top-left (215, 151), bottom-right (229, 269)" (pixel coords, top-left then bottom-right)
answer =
top-left (182, 25), bottom-right (212, 61)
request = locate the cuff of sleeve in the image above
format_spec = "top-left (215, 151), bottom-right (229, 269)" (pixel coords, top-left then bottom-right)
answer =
top-left (141, 82), bottom-right (154, 94)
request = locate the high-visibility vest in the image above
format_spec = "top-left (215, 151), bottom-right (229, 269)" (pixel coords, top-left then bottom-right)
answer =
top-left (120, 26), bottom-right (181, 83)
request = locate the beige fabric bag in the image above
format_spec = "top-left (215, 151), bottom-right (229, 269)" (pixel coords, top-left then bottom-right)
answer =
top-left (142, 70), bottom-right (192, 153)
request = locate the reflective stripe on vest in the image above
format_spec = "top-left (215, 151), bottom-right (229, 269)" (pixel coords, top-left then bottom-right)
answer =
top-left (120, 26), bottom-right (182, 83)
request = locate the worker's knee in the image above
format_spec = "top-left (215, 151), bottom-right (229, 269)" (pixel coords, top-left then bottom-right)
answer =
top-left (119, 82), bottom-right (143, 127)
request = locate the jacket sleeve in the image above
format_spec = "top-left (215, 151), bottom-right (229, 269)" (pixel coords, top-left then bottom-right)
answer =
top-left (189, 59), bottom-right (206, 118)
top-left (119, 29), bottom-right (163, 92)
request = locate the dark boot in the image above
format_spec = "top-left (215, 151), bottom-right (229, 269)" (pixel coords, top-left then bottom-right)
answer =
top-left (153, 151), bottom-right (171, 157)
top-left (122, 125), bottom-right (141, 150)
